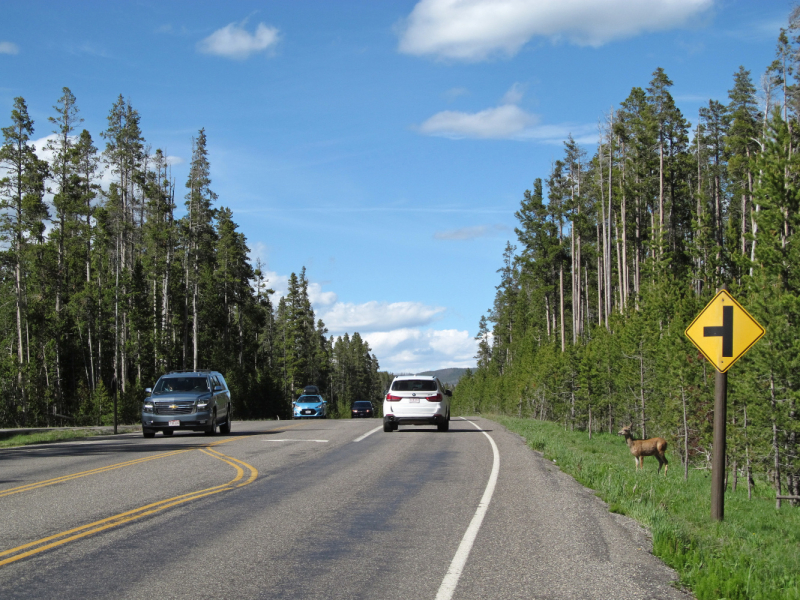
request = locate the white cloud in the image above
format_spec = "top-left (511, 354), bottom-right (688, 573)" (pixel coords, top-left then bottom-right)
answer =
top-left (308, 282), bottom-right (337, 307)
top-left (417, 102), bottom-right (595, 143)
top-left (398, 0), bottom-right (713, 60)
top-left (0, 41), bottom-right (19, 55)
top-left (198, 21), bottom-right (280, 59)
top-left (434, 224), bottom-right (508, 240)
top-left (502, 82), bottom-right (525, 105)
top-left (363, 328), bottom-right (477, 372)
top-left (418, 104), bottom-right (536, 139)
top-left (321, 301), bottom-right (445, 334)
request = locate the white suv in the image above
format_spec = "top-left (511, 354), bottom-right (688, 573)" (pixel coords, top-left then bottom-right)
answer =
top-left (383, 375), bottom-right (451, 432)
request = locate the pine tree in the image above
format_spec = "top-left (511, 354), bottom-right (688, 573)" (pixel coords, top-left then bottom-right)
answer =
top-left (0, 97), bottom-right (49, 424)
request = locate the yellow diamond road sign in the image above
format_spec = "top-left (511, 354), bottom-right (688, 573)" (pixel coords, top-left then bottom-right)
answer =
top-left (685, 290), bottom-right (765, 373)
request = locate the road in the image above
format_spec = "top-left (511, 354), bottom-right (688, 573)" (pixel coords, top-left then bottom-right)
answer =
top-left (0, 417), bottom-right (690, 599)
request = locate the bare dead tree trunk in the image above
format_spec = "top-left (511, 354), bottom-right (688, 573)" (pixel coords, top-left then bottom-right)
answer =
top-left (682, 384), bottom-right (689, 481)
top-left (770, 370), bottom-right (782, 508)
top-left (639, 341), bottom-right (646, 439)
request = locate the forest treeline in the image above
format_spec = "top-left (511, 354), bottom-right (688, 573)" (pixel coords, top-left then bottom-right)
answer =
top-left (0, 90), bottom-right (385, 427)
top-left (453, 16), bottom-right (800, 501)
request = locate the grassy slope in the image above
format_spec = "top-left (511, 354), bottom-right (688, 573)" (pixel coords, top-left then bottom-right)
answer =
top-left (492, 416), bottom-right (800, 600)
top-left (0, 427), bottom-right (139, 448)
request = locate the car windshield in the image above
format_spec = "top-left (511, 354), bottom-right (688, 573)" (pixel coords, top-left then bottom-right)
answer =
top-left (297, 396), bottom-right (320, 403)
top-left (353, 402), bottom-right (372, 408)
top-left (154, 377), bottom-right (209, 393)
top-left (391, 379), bottom-right (437, 392)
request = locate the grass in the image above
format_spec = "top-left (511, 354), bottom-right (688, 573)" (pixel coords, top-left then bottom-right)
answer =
top-left (0, 426), bottom-right (140, 448)
top-left (492, 415), bottom-right (800, 600)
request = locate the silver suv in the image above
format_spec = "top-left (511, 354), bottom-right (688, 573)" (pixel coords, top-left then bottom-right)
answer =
top-left (141, 370), bottom-right (232, 438)
top-left (383, 375), bottom-right (451, 432)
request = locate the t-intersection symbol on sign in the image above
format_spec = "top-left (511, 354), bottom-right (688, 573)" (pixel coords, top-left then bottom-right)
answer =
top-left (703, 305), bottom-right (733, 357)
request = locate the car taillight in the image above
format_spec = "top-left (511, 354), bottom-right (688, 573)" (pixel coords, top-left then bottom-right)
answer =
top-left (386, 394), bottom-right (402, 401)
top-left (427, 393), bottom-right (443, 402)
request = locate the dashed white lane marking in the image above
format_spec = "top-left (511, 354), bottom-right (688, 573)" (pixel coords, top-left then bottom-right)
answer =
top-left (353, 426), bottom-right (382, 443)
top-left (435, 417), bottom-right (500, 600)
top-left (262, 439), bottom-right (328, 443)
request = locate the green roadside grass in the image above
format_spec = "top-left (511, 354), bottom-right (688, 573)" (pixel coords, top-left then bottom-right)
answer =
top-left (492, 415), bottom-right (800, 600)
top-left (0, 427), bottom-right (140, 448)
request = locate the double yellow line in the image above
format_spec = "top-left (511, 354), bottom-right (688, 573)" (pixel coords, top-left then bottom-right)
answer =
top-left (0, 445), bottom-right (258, 567)
top-left (0, 433), bottom-right (255, 500)
top-left (0, 422), bottom-right (312, 567)
top-left (0, 449), bottom-right (193, 499)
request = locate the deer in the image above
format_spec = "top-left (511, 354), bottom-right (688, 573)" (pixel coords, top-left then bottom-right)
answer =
top-left (618, 425), bottom-right (668, 475)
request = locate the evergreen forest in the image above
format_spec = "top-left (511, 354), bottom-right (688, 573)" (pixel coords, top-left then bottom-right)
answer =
top-left (453, 19), bottom-right (800, 503)
top-left (0, 91), bottom-right (384, 428)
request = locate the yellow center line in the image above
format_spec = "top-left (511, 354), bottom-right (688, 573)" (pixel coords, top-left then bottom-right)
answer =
top-left (204, 448), bottom-right (259, 486)
top-left (0, 449), bottom-right (193, 499)
top-left (0, 421), bottom-right (305, 499)
top-left (0, 447), bottom-right (258, 568)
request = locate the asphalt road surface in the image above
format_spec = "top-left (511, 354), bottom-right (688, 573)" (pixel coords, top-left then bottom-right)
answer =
top-left (0, 417), bottom-right (691, 599)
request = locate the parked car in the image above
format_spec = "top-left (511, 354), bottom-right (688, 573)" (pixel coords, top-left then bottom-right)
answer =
top-left (351, 401), bottom-right (374, 418)
top-left (141, 370), bottom-right (232, 438)
top-left (293, 395), bottom-right (328, 419)
top-left (383, 375), bottom-right (451, 432)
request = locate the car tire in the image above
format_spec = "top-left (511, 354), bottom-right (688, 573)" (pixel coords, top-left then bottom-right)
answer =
top-left (162, 429), bottom-right (174, 436)
top-left (205, 412), bottom-right (217, 435)
top-left (143, 429), bottom-right (155, 438)
top-left (219, 408), bottom-right (231, 434)
top-left (438, 414), bottom-right (449, 432)
top-left (383, 420), bottom-right (393, 432)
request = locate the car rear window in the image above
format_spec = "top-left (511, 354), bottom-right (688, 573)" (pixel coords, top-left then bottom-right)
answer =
top-left (391, 379), bottom-right (437, 392)
top-left (154, 377), bottom-right (209, 393)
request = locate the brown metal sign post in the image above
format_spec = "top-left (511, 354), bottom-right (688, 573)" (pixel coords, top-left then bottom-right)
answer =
top-left (711, 367), bottom-right (727, 520)
top-left (685, 285), bottom-right (764, 521)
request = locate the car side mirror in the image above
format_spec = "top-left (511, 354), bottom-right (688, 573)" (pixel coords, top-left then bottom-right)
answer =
top-left (145, 388), bottom-right (152, 396)
top-left (214, 385), bottom-right (222, 392)
top-left (445, 390), bottom-right (452, 396)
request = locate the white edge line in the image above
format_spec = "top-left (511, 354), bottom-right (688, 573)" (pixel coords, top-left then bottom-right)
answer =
top-left (435, 417), bottom-right (500, 600)
top-left (353, 426), bottom-right (382, 443)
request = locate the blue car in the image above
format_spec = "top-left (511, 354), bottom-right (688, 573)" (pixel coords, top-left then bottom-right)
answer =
top-left (293, 394), bottom-right (328, 419)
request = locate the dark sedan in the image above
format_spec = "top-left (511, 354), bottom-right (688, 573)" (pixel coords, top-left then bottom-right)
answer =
top-left (351, 401), bottom-right (375, 418)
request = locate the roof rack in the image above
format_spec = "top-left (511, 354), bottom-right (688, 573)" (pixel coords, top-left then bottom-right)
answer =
top-left (167, 369), bottom-right (213, 374)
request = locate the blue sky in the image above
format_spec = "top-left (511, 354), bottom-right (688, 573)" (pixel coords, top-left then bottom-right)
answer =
top-left (0, 0), bottom-right (791, 373)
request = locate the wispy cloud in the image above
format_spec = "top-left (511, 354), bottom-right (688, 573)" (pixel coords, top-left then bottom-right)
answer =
top-left (417, 83), bottom-right (595, 144)
top-left (0, 41), bottom-right (19, 55)
top-left (434, 224), bottom-right (509, 240)
top-left (416, 104), bottom-right (597, 144)
top-left (321, 301), bottom-right (445, 334)
top-left (198, 21), bottom-right (280, 60)
top-left (418, 104), bottom-right (536, 139)
top-left (443, 86), bottom-right (469, 101)
top-left (398, 0), bottom-right (714, 61)
top-left (363, 328), bottom-right (477, 372)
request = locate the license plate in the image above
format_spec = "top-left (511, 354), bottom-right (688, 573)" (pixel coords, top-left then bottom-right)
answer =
top-left (409, 398), bottom-right (420, 403)
top-left (168, 420), bottom-right (179, 427)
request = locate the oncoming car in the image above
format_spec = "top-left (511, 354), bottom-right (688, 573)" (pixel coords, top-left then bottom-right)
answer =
top-left (351, 401), bottom-right (374, 418)
top-left (293, 395), bottom-right (328, 419)
top-left (383, 375), bottom-right (451, 432)
top-left (141, 370), bottom-right (232, 438)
